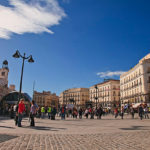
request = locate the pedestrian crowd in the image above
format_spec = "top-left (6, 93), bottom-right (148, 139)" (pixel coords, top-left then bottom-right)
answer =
top-left (113, 104), bottom-right (149, 120)
top-left (1, 99), bottom-right (150, 128)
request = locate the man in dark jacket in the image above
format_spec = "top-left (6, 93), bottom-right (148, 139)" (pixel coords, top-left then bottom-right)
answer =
top-left (97, 106), bottom-right (103, 119)
top-left (79, 108), bottom-right (83, 119)
top-left (138, 104), bottom-right (143, 120)
top-left (51, 106), bottom-right (57, 120)
top-left (61, 105), bottom-right (66, 120)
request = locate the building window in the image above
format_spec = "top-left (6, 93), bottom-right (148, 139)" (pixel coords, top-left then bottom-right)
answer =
top-left (113, 91), bottom-right (116, 96)
top-left (139, 69), bottom-right (141, 75)
top-left (147, 68), bottom-right (150, 73)
top-left (1, 72), bottom-right (5, 76)
top-left (140, 78), bottom-right (142, 84)
top-left (148, 77), bottom-right (150, 83)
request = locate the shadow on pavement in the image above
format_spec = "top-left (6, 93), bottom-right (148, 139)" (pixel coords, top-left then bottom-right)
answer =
top-left (120, 126), bottom-right (150, 130)
top-left (0, 125), bottom-right (15, 129)
top-left (0, 134), bottom-right (19, 143)
top-left (24, 126), bottom-right (66, 131)
top-left (0, 117), bottom-right (11, 120)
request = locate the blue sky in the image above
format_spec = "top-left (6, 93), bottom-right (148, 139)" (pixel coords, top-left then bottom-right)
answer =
top-left (0, 0), bottom-right (150, 97)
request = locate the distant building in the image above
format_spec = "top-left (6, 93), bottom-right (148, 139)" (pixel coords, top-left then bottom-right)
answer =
top-left (59, 88), bottom-right (89, 107)
top-left (33, 91), bottom-right (59, 108)
top-left (90, 79), bottom-right (120, 107)
top-left (59, 92), bottom-right (63, 105)
top-left (0, 60), bottom-right (9, 88)
top-left (120, 53), bottom-right (150, 104)
top-left (0, 60), bottom-right (15, 101)
top-left (9, 85), bottom-right (15, 91)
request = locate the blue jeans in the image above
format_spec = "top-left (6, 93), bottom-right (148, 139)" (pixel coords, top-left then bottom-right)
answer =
top-left (30, 113), bottom-right (35, 126)
top-left (41, 112), bottom-right (45, 119)
top-left (18, 113), bottom-right (23, 127)
top-left (61, 113), bottom-right (65, 120)
top-left (48, 112), bottom-right (51, 119)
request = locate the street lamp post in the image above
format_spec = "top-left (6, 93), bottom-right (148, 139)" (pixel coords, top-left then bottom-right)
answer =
top-left (13, 50), bottom-right (34, 100)
top-left (95, 85), bottom-right (98, 109)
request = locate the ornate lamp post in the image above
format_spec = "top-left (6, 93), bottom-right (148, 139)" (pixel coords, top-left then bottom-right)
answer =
top-left (13, 50), bottom-right (34, 99)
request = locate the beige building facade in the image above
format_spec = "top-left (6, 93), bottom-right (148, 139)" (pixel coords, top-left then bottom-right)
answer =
top-left (90, 79), bottom-right (120, 107)
top-left (120, 53), bottom-right (150, 104)
top-left (0, 68), bottom-right (9, 88)
top-left (59, 92), bottom-right (63, 105)
top-left (0, 60), bottom-right (15, 101)
top-left (33, 91), bottom-right (59, 108)
top-left (59, 88), bottom-right (89, 107)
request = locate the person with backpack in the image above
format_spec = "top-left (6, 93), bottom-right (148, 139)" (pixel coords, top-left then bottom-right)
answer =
top-left (30, 100), bottom-right (37, 126)
top-left (61, 105), bottom-right (66, 120)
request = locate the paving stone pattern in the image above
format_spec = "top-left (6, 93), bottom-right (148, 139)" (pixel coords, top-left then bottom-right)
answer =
top-left (0, 115), bottom-right (150, 150)
top-left (0, 132), bottom-right (150, 150)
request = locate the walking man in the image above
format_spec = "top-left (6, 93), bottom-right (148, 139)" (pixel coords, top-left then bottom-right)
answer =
top-left (120, 106), bottom-right (124, 119)
top-left (30, 100), bottom-right (37, 126)
top-left (138, 104), bottom-right (143, 120)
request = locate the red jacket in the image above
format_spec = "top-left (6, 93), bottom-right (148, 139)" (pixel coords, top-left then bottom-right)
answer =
top-left (114, 108), bottom-right (118, 113)
top-left (18, 102), bottom-right (25, 114)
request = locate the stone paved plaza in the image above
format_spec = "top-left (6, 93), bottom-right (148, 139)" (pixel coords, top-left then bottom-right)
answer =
top-left (0, 114), bottom-right (150, 150)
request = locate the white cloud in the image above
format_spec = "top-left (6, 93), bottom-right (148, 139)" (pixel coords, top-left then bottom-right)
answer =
top-left (0, 0), bottom-right (66, 39)
top-left (97, 71), bottom-right (126, 78)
